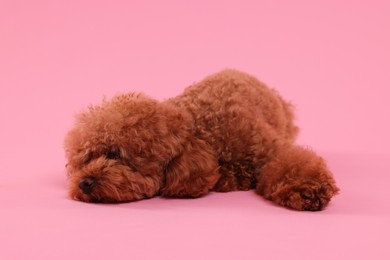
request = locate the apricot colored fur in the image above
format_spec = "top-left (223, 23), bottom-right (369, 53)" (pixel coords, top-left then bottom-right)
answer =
top-left (64, 69), bottom-right (339, 211)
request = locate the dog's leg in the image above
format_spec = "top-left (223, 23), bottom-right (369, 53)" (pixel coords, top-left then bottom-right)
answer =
top-left (256, 145), bottom-right (339, 211)
top-left (160, 136), bottom-right (220, 198)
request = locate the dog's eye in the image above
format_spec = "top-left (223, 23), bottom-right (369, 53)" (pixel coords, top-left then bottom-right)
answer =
top-left (106, 150), bottom-right (121, 160)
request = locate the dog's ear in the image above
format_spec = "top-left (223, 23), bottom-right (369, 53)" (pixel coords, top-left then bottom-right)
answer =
top-left (161, 136), bottom-right (220, 198)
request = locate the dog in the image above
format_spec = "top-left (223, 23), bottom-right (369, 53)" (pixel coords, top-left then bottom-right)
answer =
top-left (64, 69), bottom-right (339, 211)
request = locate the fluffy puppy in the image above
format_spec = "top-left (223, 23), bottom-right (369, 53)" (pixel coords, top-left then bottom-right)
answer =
top-left (64, 69), bottom-right (339, 211)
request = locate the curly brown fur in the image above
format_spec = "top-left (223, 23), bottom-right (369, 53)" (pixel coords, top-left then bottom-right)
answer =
top-left (64, 69), bottom-right (339, 210)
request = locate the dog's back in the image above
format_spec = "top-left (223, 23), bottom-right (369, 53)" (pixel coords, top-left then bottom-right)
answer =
top-left (170, 69), bottom-right (298, 141)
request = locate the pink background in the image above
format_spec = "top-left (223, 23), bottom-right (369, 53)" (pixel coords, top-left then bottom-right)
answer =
top-left (1, 0), bottom-right (389, 259)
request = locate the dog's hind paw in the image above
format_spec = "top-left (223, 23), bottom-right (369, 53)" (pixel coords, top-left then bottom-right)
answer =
top-left (277, 181), bottom-right (339, 211)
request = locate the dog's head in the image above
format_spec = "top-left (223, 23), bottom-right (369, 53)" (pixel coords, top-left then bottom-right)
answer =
top-left (64, 93), bottom-right (219, 203)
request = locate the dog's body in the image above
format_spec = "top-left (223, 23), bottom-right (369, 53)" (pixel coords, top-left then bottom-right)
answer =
top-left (65, 69), bottom-right (339, 211)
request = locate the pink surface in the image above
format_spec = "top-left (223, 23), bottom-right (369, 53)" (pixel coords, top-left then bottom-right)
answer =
top-left (1, 0), bottom-right (389, 259)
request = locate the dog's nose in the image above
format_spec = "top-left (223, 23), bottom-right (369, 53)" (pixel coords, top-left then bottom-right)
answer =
top-left (79, 177), bottom-right (96, 194)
